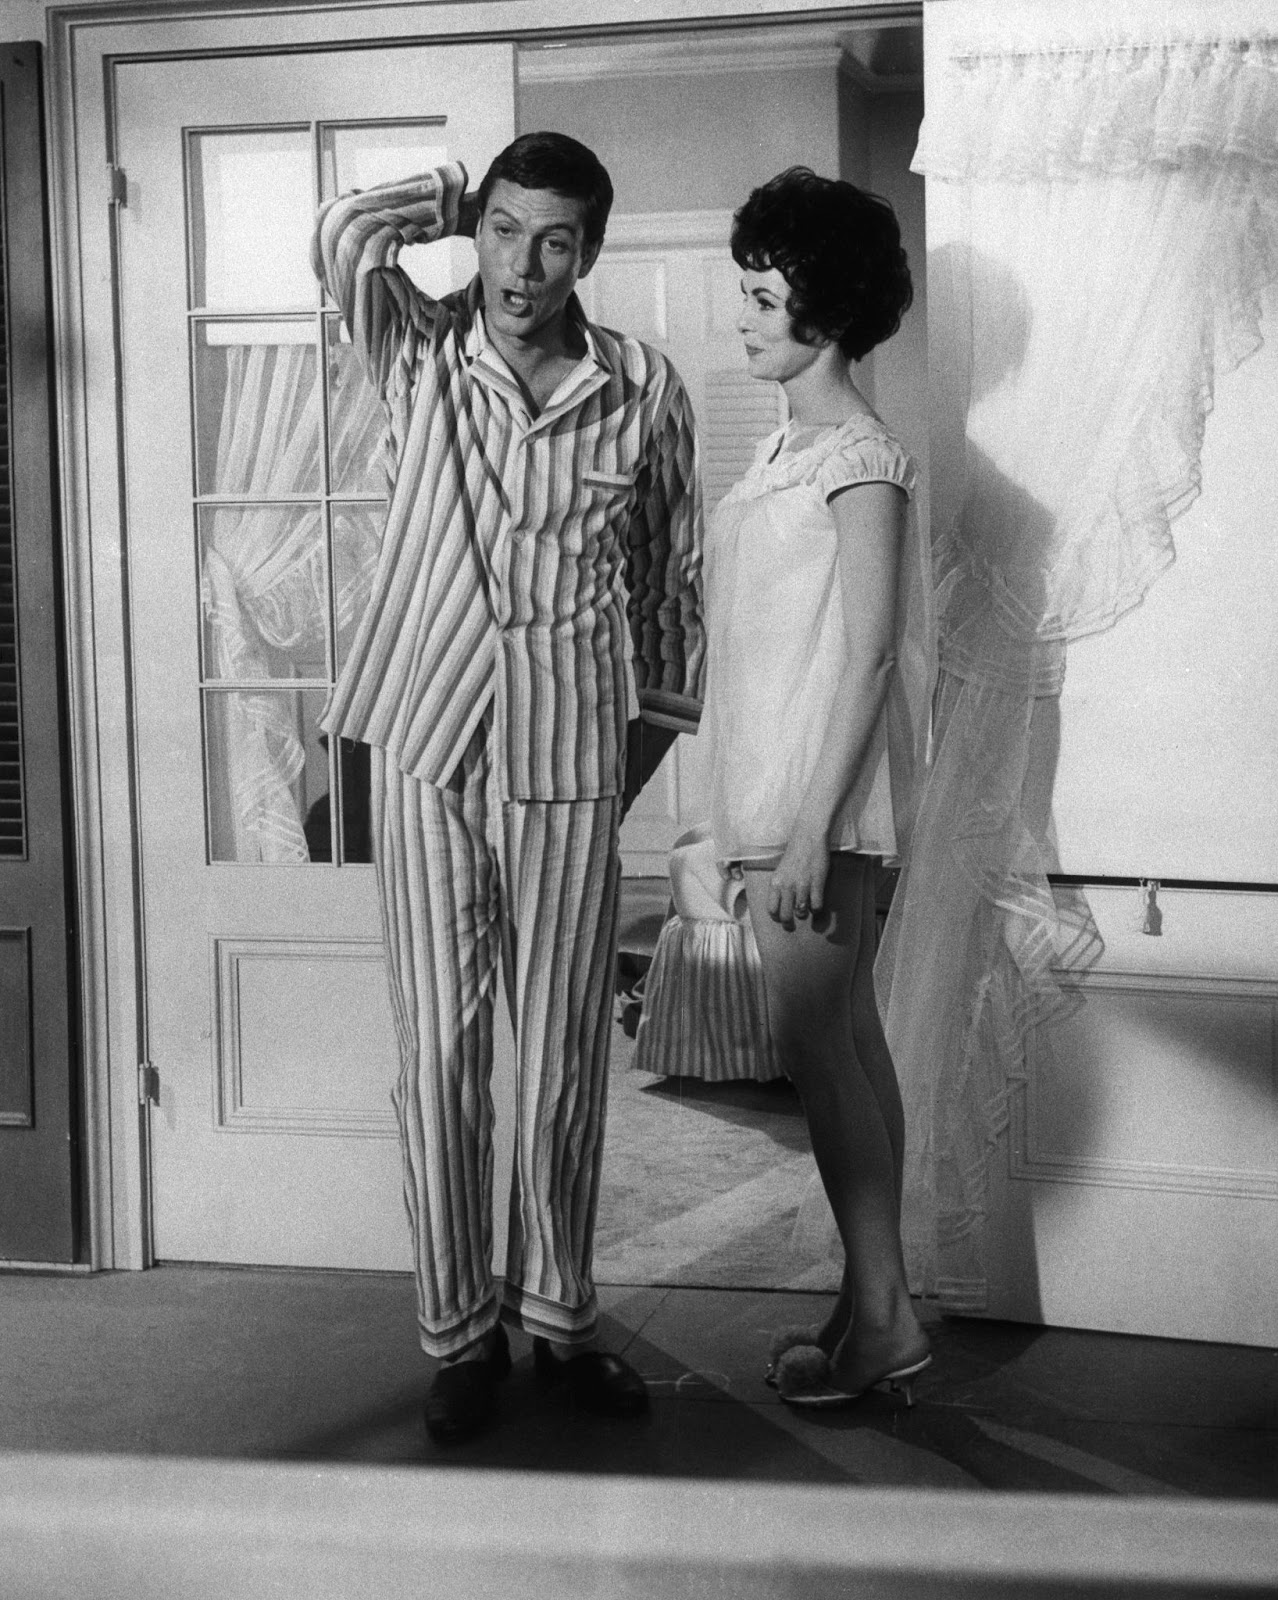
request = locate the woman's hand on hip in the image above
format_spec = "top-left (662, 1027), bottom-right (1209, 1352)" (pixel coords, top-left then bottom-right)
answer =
top-left (769, 830), bottom-right (831, 926)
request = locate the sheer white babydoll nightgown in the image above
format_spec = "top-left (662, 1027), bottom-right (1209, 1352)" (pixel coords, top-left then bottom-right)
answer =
top-left (701, 413), bottom-right (934, 868)
top-left (632, 412), bottom-right (935, 1083)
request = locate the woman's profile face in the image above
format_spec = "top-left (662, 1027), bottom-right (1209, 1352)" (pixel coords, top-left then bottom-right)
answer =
top-left (737, 266), bottom-right (825, 385)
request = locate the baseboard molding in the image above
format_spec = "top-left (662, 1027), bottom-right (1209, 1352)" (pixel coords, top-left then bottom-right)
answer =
top-left (0, 1260), bottom-right (93, 1274)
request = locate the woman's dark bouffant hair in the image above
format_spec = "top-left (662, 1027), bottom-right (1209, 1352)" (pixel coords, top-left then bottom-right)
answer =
top-left (731, 167), bottom-right (913, 362)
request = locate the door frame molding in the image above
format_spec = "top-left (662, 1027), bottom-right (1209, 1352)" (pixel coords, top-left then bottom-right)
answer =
top-left (593, 207), bottom-right (740, 876)
top-left (45, 0), bottom-right (919, 1268)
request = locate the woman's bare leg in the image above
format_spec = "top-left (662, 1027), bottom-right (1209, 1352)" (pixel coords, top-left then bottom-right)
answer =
top-left (807, 880), bottom-right (902, 1355)
top-left (804, 880), bottom-right (905, 1357)
top-left (746, 853), bottom-right (926, 1391)
top-left (851, 872), bottom-right (905, 1214)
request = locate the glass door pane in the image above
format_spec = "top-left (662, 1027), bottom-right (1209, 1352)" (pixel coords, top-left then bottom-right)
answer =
top-left (186, 122), bottom-right (454, 862)
top-left (188, 128), bottom-right (316, 310)
top-left (319, 120), bottom-right (467, 301)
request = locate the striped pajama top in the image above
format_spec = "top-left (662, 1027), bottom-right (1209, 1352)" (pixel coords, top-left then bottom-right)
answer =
top-left (312, 162), bottom-right (705, 800)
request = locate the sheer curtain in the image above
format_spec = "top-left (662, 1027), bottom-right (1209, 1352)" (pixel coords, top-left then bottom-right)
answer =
top-left (873, 1), bottom-right (1278, 1305)
top-left (202, 338), bottom-right (383, 861)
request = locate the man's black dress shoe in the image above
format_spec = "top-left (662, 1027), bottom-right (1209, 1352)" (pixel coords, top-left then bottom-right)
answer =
top-left (532, 1337), bottom-right (649, 1417)
top-left (424, 1323), bottom-right (511, 1444)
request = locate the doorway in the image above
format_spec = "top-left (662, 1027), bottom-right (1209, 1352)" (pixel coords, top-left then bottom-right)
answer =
top-left (65, 0), bottom-right (1277, 1349)
top-left (107, 13), bottom-right (925, 1273)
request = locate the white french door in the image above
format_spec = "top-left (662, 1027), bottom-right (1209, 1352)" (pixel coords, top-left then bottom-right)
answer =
top-left (599, 219), bottom-right (787, 873)
top-left (114, 43), bottom-right (515, 1266)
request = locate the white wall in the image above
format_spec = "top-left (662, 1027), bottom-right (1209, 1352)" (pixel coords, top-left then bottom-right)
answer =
top-left (865, 91), bottom-right (928, 485)
top-left (837, 70), bottom-right (870, 189)
top-left (519, 65), bottom-right (842, 215)
top-left (0, 0), bottom-right (42, 42)
top-left (1051, 288), bottom-right (1278, 880)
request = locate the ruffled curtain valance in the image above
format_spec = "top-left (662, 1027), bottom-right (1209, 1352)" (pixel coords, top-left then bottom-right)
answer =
top-left (914, 27), bottom-right (1278, 663)
top-left (916, 35), bottom-right (1278, 179)
top-left (870, 1), bottom-right (1278, 1310)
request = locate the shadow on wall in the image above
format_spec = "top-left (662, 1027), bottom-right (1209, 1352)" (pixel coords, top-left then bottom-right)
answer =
top-left (890, 242), bottom-right (1113, 1322)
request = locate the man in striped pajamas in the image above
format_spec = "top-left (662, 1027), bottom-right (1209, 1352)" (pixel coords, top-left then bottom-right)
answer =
top-left (312, 132), bottom-right (704, 1443)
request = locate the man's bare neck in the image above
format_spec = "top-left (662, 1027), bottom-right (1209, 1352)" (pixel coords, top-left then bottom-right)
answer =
top-left (486, 314), bottom-right (587, 410)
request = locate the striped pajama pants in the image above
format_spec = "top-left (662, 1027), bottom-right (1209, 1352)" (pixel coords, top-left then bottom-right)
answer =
top-left (371, 729), bottom-right (622, 1359)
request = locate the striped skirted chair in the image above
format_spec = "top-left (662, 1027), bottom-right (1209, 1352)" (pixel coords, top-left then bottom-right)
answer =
top-left (633, 825), bottom-right (783, 1083)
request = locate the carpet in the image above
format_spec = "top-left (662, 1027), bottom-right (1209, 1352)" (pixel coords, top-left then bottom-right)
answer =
top-left (594, 1035), bottom-right (840, 1293)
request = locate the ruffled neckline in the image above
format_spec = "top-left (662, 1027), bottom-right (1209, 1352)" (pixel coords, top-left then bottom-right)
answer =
top-left (722, 411), bottom-right (896, 504)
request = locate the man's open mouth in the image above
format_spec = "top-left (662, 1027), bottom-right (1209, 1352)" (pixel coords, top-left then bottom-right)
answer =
top-left (501, 289), bottom-right (534, 314)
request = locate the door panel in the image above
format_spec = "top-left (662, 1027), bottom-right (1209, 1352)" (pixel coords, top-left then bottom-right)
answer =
top-left (0, 43), bottom-right (79, 1264)
top-left (115, 44), bottom-right (515, 1266)
top-left (594, 225), bottom-right (785, 873)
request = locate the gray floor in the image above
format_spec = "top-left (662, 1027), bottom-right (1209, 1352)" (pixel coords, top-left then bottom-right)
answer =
top-left (4, 880), bottom-right (1274, 1497)
top-left (1, 1265), bottom-right (1274, 1496)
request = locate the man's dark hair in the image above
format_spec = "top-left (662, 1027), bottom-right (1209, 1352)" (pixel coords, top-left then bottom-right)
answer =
top-left (731, 166), bottom-right (912, 362)
top-left (477, 131), bottom-right (614, 252)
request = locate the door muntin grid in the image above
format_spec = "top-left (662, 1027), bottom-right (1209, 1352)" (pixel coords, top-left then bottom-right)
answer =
top-left (184, 119), bottom-right (452, 865)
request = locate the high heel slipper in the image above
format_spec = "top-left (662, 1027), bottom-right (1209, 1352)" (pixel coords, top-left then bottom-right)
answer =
top-left (775, 1345), bottom-right (932, 1410)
